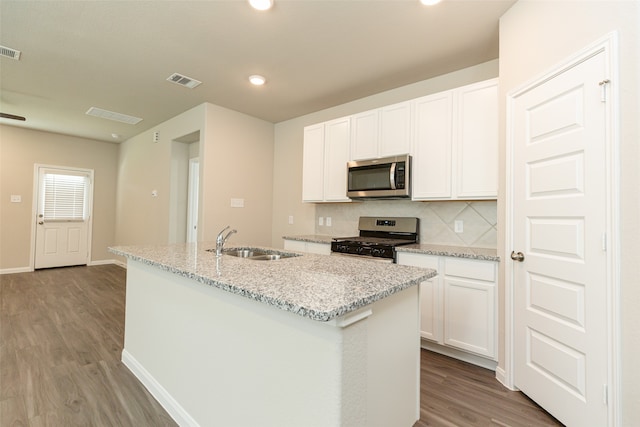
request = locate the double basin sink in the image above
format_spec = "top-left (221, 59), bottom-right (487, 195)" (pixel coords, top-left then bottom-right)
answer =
top-left (218, 248), bottom-right (300, 261)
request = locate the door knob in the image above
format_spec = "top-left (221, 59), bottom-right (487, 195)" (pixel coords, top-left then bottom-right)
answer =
top-left (38, 221), bottom-right (44, 225)
top-left (510, 251), bottom-right (525, 262)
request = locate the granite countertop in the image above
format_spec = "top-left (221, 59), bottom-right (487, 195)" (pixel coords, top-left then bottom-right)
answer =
top-left (109, 242), bottom-right (436, 322)
top-left (282, 234), bottom-right (335, 244)
top-left (396, 244), bottom-right (500, 262)
top-left (283, 235), bottom-right (500, 262)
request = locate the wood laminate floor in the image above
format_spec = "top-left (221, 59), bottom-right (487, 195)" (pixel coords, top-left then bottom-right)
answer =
top-left (0, 264), bottom-right (562, 427)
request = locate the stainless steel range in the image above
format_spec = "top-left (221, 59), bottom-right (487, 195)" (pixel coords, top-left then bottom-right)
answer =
top-left (331, 217), bottom-right (419, 262)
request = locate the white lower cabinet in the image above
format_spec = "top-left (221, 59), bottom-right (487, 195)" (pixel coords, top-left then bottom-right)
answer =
top-left (397, 252), bottom-right (497, 364)
top-left (283, 239), bottom-right (331, 255)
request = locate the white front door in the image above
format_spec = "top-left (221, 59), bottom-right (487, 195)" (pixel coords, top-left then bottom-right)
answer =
top-left (34, 166), bottom-right (93, 269)
top-left (511, 51), bottom-right (609, 425)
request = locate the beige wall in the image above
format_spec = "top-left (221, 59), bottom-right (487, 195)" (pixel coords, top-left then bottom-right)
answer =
top-left (499, 1), bottom-right (639, 424)
top-left (200, 103), bottom-right (274, 245)
top-left (0, 125), bottom-right (118, 271)
top-left (271, 60), bottom-right (499, 248)
top-left (115, 102), bottom-right (274, 250)
top-left (115, 104), bottom-right (205, 247)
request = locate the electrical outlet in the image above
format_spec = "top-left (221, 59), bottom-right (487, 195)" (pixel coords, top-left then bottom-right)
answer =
top-left (230, 198), bottom-right (244, 208)
top-left (454, 220), bottom-right (464, 233)
top-left (10, 195), bottom-right (21, 203)
top-left (326, 217), bottom-right (332, 227)
top-left (288, 215), bottom-right (294, 225)
top-left (319, 217), bottom-right (324, 226)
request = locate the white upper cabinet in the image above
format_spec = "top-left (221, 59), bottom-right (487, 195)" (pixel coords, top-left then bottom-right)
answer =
top-left (412, 91), bottom-right (454, 199)
top-left (455, 80), bottom-right (498, 198)
top-left (302, 124), bottom-right (325, 202)
top-left (351, 109), bottom-right (379, 161)
top-left (379, 102), bottom-right (412, 157)
top-left (302, 117), bottom-right (351, 203)
top-left (350, 101), bottom-right (412, 161)
top-left (412, 78), bottom-right (498, 200)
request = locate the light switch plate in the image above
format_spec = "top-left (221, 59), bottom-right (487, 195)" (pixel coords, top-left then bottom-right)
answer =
top-left (326, 217), bottom-right (332, 227)
top-left (10, 195), bottom-right (21, 203)
top-left (230, 198), bottom-right (244, 208)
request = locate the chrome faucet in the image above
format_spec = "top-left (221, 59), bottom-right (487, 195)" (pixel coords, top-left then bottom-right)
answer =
top-left (215, 225), bottom-right (237, 257)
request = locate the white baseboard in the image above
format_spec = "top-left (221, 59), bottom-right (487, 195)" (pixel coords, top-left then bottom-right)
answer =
top-left (121, 349), bottom-right (199, 427)
top-left (0, 266), bottom-right (33, 275)
top-left (89, 259), bottom-right (127, 268)
top-left (1, 259), bottom-right (126, 275)
top-left (494, 366), bottom-right (518, 390)
top-left (421, 340), bottom-right (498, 371)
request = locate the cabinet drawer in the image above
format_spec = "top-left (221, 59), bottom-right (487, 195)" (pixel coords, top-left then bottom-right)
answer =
top-left (444, 258), bottom-right (495, 282)
top-left (396, 253), bottom-right (439, 271)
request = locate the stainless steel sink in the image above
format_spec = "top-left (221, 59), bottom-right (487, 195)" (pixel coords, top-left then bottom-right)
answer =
top-left (219, 248), bottom-right (299, 261)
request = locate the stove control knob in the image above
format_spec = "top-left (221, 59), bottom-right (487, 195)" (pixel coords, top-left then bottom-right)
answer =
top-left (371, 248), bottom-right (387, 257)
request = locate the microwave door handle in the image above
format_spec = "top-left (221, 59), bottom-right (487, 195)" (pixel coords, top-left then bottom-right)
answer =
top-left (389, 162), bottom-right (397, 189)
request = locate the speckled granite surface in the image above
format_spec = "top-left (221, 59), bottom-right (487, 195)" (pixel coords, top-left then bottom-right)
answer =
top-left (283, 235), bottom-right (500, 261)
top-left (396, 244), bottom-right (500, 262)
top-left (282, 235), bottom-right (334, 244)
top-left (109, 242), bottom-right (436, 322)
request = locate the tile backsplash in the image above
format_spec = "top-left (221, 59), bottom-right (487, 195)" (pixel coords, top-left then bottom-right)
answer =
top-left (316, 200), bottom-right (497, 248)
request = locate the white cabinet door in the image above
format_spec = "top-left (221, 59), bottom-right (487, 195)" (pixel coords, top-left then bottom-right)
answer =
top-left (302, 118), bottom-right (351, 203)
top-left (455, 79), bottom-right (498, 198)
top-left (396, 252), bottom-right (441, 342)
top-left (351, 109), bottom-right (379, 161)
top-left (302, 124), bottom-right (325, 202)
top-left (379, 101), bottom-right (412, 157)
top-left (412, 78), bottom-right (497, 201)
top-left (324, 117), bottom-right (351, 202)
top-left (443, 277), bottom-right (495, 358)
top-left (442, 257), bottom-right (496, 359)
top-left (350, 102), bottom-right (411, 161)
top-left (412, 91), bottom-right (453, 199)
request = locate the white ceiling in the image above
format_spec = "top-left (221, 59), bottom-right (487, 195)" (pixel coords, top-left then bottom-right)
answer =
top-left (0, 0), bottom-right (515, 143)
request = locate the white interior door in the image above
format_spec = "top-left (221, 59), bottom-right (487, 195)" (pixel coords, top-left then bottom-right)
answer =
top-left (35, 166), bottom-right (93, 269)
top-left (187, 158), bottom-right (199, 243)
top-left (511, 51), bottom-right (609, 425)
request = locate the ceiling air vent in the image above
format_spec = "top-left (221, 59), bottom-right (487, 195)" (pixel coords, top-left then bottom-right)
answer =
top-left (0, 45), bottom-right (21, 60)
top-left (85, 107), bottom-right (143, 125)
top-left (167, 73), bottom-right (202, 89)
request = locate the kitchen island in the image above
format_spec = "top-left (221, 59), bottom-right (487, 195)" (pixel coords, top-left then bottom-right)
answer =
top-left (110, 242), bottom-right (436, 427)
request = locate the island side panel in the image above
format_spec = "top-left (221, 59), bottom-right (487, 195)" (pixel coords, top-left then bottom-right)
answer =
top-left (366, 285), bottom-right (421, 427)
top-left (123, 259), bottom-right (348, 426)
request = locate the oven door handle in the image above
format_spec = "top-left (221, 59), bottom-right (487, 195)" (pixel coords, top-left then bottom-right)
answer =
top-left (389, 162), bottom-right (397, 190)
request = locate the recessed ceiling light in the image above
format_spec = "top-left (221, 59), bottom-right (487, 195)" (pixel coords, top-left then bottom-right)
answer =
top-left (249, 75), bottom-right (266, 86)
top-left (248, 0), bottom-right (273, 11)
top-left (420, 0), bottom-right (442, 5)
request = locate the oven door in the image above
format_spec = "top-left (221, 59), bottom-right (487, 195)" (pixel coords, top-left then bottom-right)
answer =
top-left (347, 155), bottom-right (410, 199)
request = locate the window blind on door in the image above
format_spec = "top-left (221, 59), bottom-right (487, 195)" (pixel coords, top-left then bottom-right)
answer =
top-left (42, 173), bottom-right (88, 221)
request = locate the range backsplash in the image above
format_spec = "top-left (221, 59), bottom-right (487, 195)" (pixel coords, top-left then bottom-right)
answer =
top-left (316, 200), bottom-right (497, 249)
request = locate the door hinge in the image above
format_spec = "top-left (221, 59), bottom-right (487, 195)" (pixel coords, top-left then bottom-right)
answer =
top-left (602, 233), bottom-right (607, 251)
top-left (599, 79), bottom-right (610, 102)
top-left (603, 383), bottom-right (608, 405)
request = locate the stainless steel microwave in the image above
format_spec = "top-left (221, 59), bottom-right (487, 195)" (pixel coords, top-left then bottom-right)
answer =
top-left (347, 154), bottom-right (411, 199)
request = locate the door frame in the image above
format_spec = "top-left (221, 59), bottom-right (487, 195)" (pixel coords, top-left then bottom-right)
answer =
top-left (30, 164), bottom-right (95, 271)
top-left (504, 32), bottom-right (620, 425)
